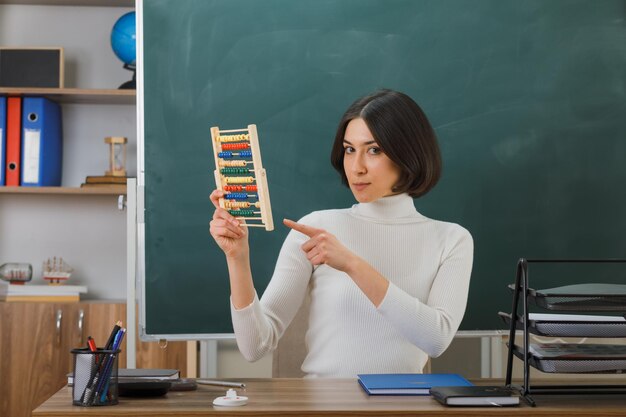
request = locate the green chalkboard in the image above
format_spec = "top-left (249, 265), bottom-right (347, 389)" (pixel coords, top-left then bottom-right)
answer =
top-left (141, 0), bottom-right (626, 337)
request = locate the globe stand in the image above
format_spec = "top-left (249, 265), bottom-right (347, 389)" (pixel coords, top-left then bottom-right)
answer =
top-left (119, 63), bottom-right (136, 90)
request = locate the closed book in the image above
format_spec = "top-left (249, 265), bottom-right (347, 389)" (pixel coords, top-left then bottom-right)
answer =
top-left (85, 175), bottom-right (127, 184)
top-left (68, 368), bottom-right (179, 385)
top-left (430, 386), bottom-right (519, 406)
top-left (0, 283), bottom-right (87, 301)
top-left (357, 373), bottom-right (472, 395)
top-left (4, 294), bottom-right (79, 302)
top-left (118, 368), bottom-right (180, 382)
top-left (80, 183), bottom-right (126, 189)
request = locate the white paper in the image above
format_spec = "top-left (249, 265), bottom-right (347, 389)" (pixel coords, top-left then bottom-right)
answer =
top-left (23, 129), bottom-right (41, 183)
top-left (447, 397), bottom-right (519, 406)
top-left (530, 313), bottom-right (626, 322)
top-left (530, 343), bottom-right (626, 358)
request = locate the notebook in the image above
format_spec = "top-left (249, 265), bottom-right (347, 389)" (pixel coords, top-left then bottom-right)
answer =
top-left (430, 385), bottom-right (520, 406)
top-left (357, 373), bottom-right (472, 395)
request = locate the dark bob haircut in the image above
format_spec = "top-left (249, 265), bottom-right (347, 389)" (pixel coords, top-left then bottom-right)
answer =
top-left (330, 89), bottom-right (441, 198)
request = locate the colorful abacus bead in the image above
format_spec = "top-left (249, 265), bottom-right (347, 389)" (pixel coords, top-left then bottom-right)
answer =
top-left (218, 150), bottom-right (253, 158)
top-left (225, 201), bottom-right (261, 209)
top-left (223, 185), bottom-right (258, 192)
top-left (218, 134), bottom-right (250, 142)
top-left (220, 167), bottom-right (251, 174)
top-left (223, 176), bottom-right (255, 184)
top-left (219, 160), bottom-right (248, 167)
top-left (221, 143), bottom-right (251, 150)
top-left (225, 201), bottom-right (251, 209)
top-left (224, 193), bottom-right (248, 200)
top-left (229, 209), bottom-right (255, 217)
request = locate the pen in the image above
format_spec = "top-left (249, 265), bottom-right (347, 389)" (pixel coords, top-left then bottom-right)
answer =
top-left (90, 320), bottom-right (121, 392)
top-left (98, 328), bottom-right (126, 403)
top-left (87, 336), bottom-right (97, 352)
top-left (82, 321), bottom-right (123, 405)
top-left (196, 379), bottom-right (246, 389)
top-left (94, 329), bottom-right (123, 401)
top-left (104, 320), bottom-right (123, 349)
top-left (95, 321), bottom-right (122, 384)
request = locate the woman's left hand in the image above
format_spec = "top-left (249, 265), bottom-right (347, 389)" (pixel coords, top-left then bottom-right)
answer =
top-left (283, 218), bottom-right (357, 272)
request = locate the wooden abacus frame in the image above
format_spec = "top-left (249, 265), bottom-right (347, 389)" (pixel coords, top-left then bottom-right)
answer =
top-left (210, 124), bottom-right (274, 231)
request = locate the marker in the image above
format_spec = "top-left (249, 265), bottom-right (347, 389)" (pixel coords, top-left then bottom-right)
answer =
top-left (87, 336), bottom-right (97, 352)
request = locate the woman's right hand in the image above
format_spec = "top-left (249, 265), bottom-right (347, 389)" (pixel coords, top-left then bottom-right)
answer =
top-left (209, 190), bottom-right (249, 259)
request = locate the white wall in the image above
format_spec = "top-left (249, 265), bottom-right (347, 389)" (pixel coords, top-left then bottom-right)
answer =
top-left (215, 340), bottom-right (273, 378)
top-left (0, 195), bottom-right (127, 298)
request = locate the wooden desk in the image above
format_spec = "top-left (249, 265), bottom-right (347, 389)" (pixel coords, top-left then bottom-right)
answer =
top-left (33, 378), bottom-right (626, 417)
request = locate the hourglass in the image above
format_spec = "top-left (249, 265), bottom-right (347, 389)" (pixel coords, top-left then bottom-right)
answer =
top-left (105, 136), bottom-right (127, 177)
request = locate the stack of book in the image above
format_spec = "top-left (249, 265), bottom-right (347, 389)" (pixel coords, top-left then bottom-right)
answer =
top-left (356, 373), bottom-right (519, 407)
top-left (0, 283), bottom-right (87, 302)
top-left (80, 175), bottom-right (126, 192)
top-left (357, 373), bottom-right (472, 395)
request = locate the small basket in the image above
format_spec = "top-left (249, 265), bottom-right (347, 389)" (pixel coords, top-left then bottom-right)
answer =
top-left (71, 347), bottom-right (120, 406)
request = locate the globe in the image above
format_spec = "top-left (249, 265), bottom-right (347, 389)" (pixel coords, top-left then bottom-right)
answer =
top-left (111, 11), bottom-right (136, 66)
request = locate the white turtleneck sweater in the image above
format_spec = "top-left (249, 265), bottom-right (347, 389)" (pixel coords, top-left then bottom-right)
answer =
top-left (230, 193), bottom-right (473, 378)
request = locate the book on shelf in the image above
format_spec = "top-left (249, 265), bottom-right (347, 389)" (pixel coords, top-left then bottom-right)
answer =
top-left (0, 282), bottom-right (87, 302)
top-left (79, 183), bottom-right (127, 193)
top-left (80, 183), bottom-right (126, 189)
top-left (85, 175), bottom-right (127, 184)
top-left (357, 373), bottom-right (472, 395)
top-left (430, 385), bottom-right (520, 407)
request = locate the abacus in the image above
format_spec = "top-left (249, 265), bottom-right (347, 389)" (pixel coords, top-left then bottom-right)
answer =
top-left (210, 125), bottom-right (274, 231)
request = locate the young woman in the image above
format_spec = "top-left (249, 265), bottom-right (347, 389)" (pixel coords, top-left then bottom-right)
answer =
top-left (209, 89), bottom-right (473, 377)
